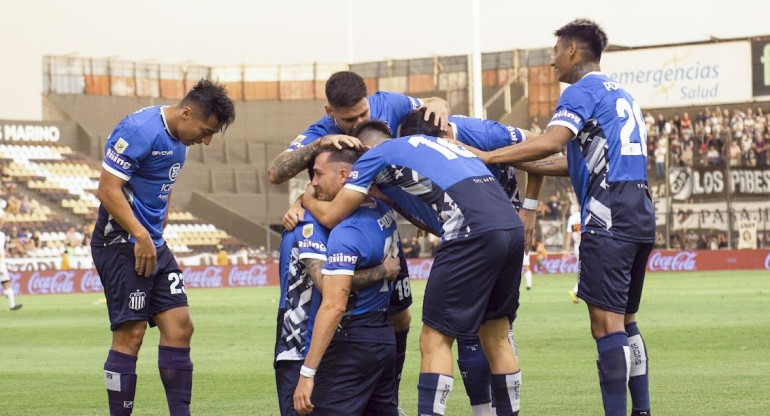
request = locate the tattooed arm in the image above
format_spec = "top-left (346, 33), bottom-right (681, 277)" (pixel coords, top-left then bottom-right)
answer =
top-left (267, 135), bottom-right (363, 184)
top-left (301, 256), bottom-right (400, 292)
top-left (513, 155), bottom-right (569, 176)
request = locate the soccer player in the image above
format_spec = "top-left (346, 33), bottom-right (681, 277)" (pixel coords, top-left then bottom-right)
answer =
top-left (565, 205), bottom-right (581, 304)
top-left (461, 19), bottom-right (655, 416)
top-left (399, 108), bottom-right (544, 415)
top-left (273, 71), bottom-right (440, 404)
top-left (293, 147), bottom-right (404, 415)
top-left (0, 211), bottom-right (21, 311)
top-left (91, 79), bottom-right (235, 416)
top-left (275, 157), bottom-right (402, 415)
top-left (302, 121), bottom-right (525, 416)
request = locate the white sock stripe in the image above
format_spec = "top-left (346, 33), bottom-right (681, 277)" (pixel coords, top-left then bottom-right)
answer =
top-left (432, 374), bottom-right (453, 415)
top-left (628, 334), bottom-right (648, 377)
top-left (622, 345), bottom-right (631, 382)
top-left (506, 371), bottom-right (522, 412)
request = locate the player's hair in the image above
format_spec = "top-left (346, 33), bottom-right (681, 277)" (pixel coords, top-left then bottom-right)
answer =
top-left (325, 71), bottom-right (368, 108)
top-left (553, 18), bottom-right (608, 62)
top-left (181, 79), bottom-right (236, 133)
top-left (398, 108), bottom-right (445, 138)
top-left (350, 120), bottom-right (393, 140)
top-left (320, 146), bottom-right (364, 166)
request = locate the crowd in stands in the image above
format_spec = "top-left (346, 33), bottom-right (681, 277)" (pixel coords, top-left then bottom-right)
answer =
top-left (648, 106), bottom-right (770, 178)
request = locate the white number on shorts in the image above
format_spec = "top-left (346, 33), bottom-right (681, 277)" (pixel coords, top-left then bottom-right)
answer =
top-left (395, 277), bottom-right (411, 300)
top-left (168, 272), bottom-right (186, 295)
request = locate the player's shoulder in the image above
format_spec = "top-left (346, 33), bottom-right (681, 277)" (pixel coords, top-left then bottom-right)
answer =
top-left (114, 106), bottom-right (162, 143)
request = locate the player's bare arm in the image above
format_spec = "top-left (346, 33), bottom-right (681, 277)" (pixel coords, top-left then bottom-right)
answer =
top-left (421, 97), bottom-right (451, 131)
top-left (96, 169), bottom-right (156, 277)
top-left (302, 186), bottom-right (368, 229)
top-left (293, 273), bottom-right (351, 415)
top-left (476, 125), bottom-right (575, 165)
top-left (513, 155), bottom-right (569, 176)
top-left (267, 135), bottom-right (363, 184)
top-left (301, 257), bottom-right (399, 293)
top-left (520, 172), bottom-right (544, 249)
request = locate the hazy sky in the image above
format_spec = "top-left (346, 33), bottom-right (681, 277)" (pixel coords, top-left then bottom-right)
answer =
top-left (1, 0), bottom-right (768, 120)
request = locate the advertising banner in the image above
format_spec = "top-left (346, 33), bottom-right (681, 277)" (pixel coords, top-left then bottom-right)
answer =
top-left (752, 39), bottom-right (770, 98)
top-left (602, 42), bottom-right (752, 108)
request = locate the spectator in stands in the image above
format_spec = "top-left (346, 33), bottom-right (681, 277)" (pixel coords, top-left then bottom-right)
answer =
top-left (19, 195), bottom-right (33, 214)
top-left (235, 245), bottom-right (249, 265)
top-left (681, 141), bottom-right (694, 167)
top-left (696, 234), bottom-right (708, 250)
top-left (654, 231), bottom-right (665, 248)
top-left (654, 142), bottom-right (666, 179)
top-left (410, 235), bottom-right (422, 258)
top-left (65, 226), bottom-right (83, 247)
top-left (754, 131), bottom-right (768, 166)
top-left (709, 236), bottom-right (719, 250)
top-left (717, 234), bottom-right (729, 249)
top-left (401, 237), bottom-right (415, 259)
top-left (6, 194), bottom-right (20, 215)
top-left (729, 140), bottom-right (741, 166)
top-left (545, 194), bottom-right (561, 220)
top-left (216, 245), bottom-right (228, 266)
top-left (60, 249), bottom-right (71, 270)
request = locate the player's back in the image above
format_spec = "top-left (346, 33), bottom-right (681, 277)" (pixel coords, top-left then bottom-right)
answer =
top-left (346, 135), bottom-right (521, 241)
top-left (552, 73), bottom-right (655, 242)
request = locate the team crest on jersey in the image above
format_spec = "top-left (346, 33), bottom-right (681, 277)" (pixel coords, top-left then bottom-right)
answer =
top-left (168, 163), bottom-right (181, 181)
top-left (302, 224), bottom-right (314, 238)
top-left (128, 290), bottom-right (146, 310)
top-left (114, 138), bottom-right (129, 154)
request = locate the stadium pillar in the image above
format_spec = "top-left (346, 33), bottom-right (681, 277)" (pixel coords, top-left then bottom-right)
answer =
top-left (725, 131), bottom-right (734, 248)
top-left (263, 142), bottom-right (271, 253)
top-left (470, 0), bottom-right (484, 119)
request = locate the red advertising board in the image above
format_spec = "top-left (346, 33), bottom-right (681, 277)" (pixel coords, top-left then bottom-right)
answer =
top-left (8, 249), bottom-right (769, 296)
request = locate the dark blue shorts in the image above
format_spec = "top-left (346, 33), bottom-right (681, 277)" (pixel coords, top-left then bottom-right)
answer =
top-left (92, 243), bottom-right (188, 331)
top-left (577, 233), bottom-right (654, 314)
top-left (388, 273), bottom-right (413, 315)
top-left (274, 360), bottom-right (302, 416)
top-left (312, 341), bottom-right (398, 416)
top-left (422, 228), bottom-right (524, 339)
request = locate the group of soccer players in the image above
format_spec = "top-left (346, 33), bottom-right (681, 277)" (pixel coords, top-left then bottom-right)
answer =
top-left (92, 18), bottom-right (654, 416)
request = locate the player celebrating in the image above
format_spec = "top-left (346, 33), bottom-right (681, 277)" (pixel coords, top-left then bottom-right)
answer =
top-left (303, 121), bottom-right (525, 416)
top-left (461, 19), bottom-right (655, 416)
top-left (293, 147), bottom-right (404, 415)
top-left (91, 79), bottom-right (235, 416)
top-left (0, 210), bottom-right (21, 311)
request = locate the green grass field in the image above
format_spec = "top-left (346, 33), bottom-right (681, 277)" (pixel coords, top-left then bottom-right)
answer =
top-left (1, 270), bottom-right (769, 415)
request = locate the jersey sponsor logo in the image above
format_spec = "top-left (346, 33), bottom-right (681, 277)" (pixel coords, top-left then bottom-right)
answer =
top-left (298, 239), bottom-right (326, 252)
top-left (114, 138), bottom-right (129, 154)
top-left (552, 109), bottom-right (582, 126)
top-left (105, 147), bottom-right (132, 170)
top-left (168, 163), bottom-right (181, 181)
top-left (128, 290), bottom-right (146, 310)
top-left (151, 150), bottom-right (174, 156)
top-left (302, 223), bottom-right (313, 238)
top-left (327, 253), bottom-right (358, 264)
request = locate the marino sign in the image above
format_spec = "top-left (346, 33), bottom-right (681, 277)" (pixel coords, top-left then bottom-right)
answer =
top-left (602, 41), bottom-right (752, 108)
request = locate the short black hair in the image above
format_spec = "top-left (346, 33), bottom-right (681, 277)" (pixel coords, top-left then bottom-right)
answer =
top-left (319, 146), bottom-right (364, 165)
top-left (350, 120), bottom-right (392, 140)
top-left (398, 108), bottom-right (444, 138)
top-left (553, 18), bottom-right (608, 62)
top-left (181, 79), bottom-right (236, 133)
top-left (325, 71), bottom-right (368, 108)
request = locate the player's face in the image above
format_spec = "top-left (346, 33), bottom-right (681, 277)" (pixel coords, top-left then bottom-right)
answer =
top-left (328, 98), bottom-right (370, 134)
top-left (311, 152), bottom-right (346, 201)
top-left (177, 107), bottom-right (221, 146)
top-left (551, 37), bottom-right (574, 84)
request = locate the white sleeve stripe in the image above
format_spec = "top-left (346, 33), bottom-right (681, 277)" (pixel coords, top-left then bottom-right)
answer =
top-left (321, 269), bottom-right (355, 276)
top-left (344, 183), bottom-right (371, 194)
top-left (102, 162), bottom-right (131, 181)
top-left (547, 120), bottom-right (579, 136)
top-left (298, 253), bottom-right (327, 261)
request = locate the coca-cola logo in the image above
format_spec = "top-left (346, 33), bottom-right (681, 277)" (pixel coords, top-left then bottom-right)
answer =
top-left (406, 260), bottom-right (433, 280)
top-left (79, 269), bottom-right (104, 293)
top-left (181, 267), bottom-right (223, 288)
top-left (27, 271), bottom-right (76, 294)
top-left (647, 251), bottom-right (697, 272)
top-left (538, 255), bottom-right (579, 274)
top-left (228, 265), bottom-right (269, 287)
top-left (764, 252), bottom-right (770, 271)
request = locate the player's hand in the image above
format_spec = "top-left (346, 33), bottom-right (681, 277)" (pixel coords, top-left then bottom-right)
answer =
top-left (382, 246), bottom-right (401, 281)
top-left (422, 99), bottom-right (450, 131)
top-left (318, 134), bottom-right (362, 151)
top-left (301, 183), bottom-right (317, 206)
top-left (134, 233), bottom-right (157, 277)
top-left (293, 376), bottom-right (315, 415)
top-left (518, 208), bottom-right (536, 250)
top-left (282, 198), bottom-right (305, 231)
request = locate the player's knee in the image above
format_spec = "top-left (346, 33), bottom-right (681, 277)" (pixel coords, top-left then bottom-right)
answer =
top-left (113, 322), bottom-right (147, 353)
top-left (389, 309), bottom-right (411, 332)
top-left (419, 325), bottom-right (451, 354)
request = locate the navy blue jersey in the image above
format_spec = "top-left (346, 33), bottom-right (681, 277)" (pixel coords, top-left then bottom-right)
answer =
top-left (287, 91), bottom-right (423, 151)
top-left (346, 135), bottom-right (521, 241)
top-left (449, 115), bottom-right (526, 210)
top-left (92, 106), bottom-right (188, 247)
top-left (548, 72), bottom-right (655, 242)
top-left (320, 199), bottom-right (398, 344)
top-left (275, 212), bottom-right (329, 361)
